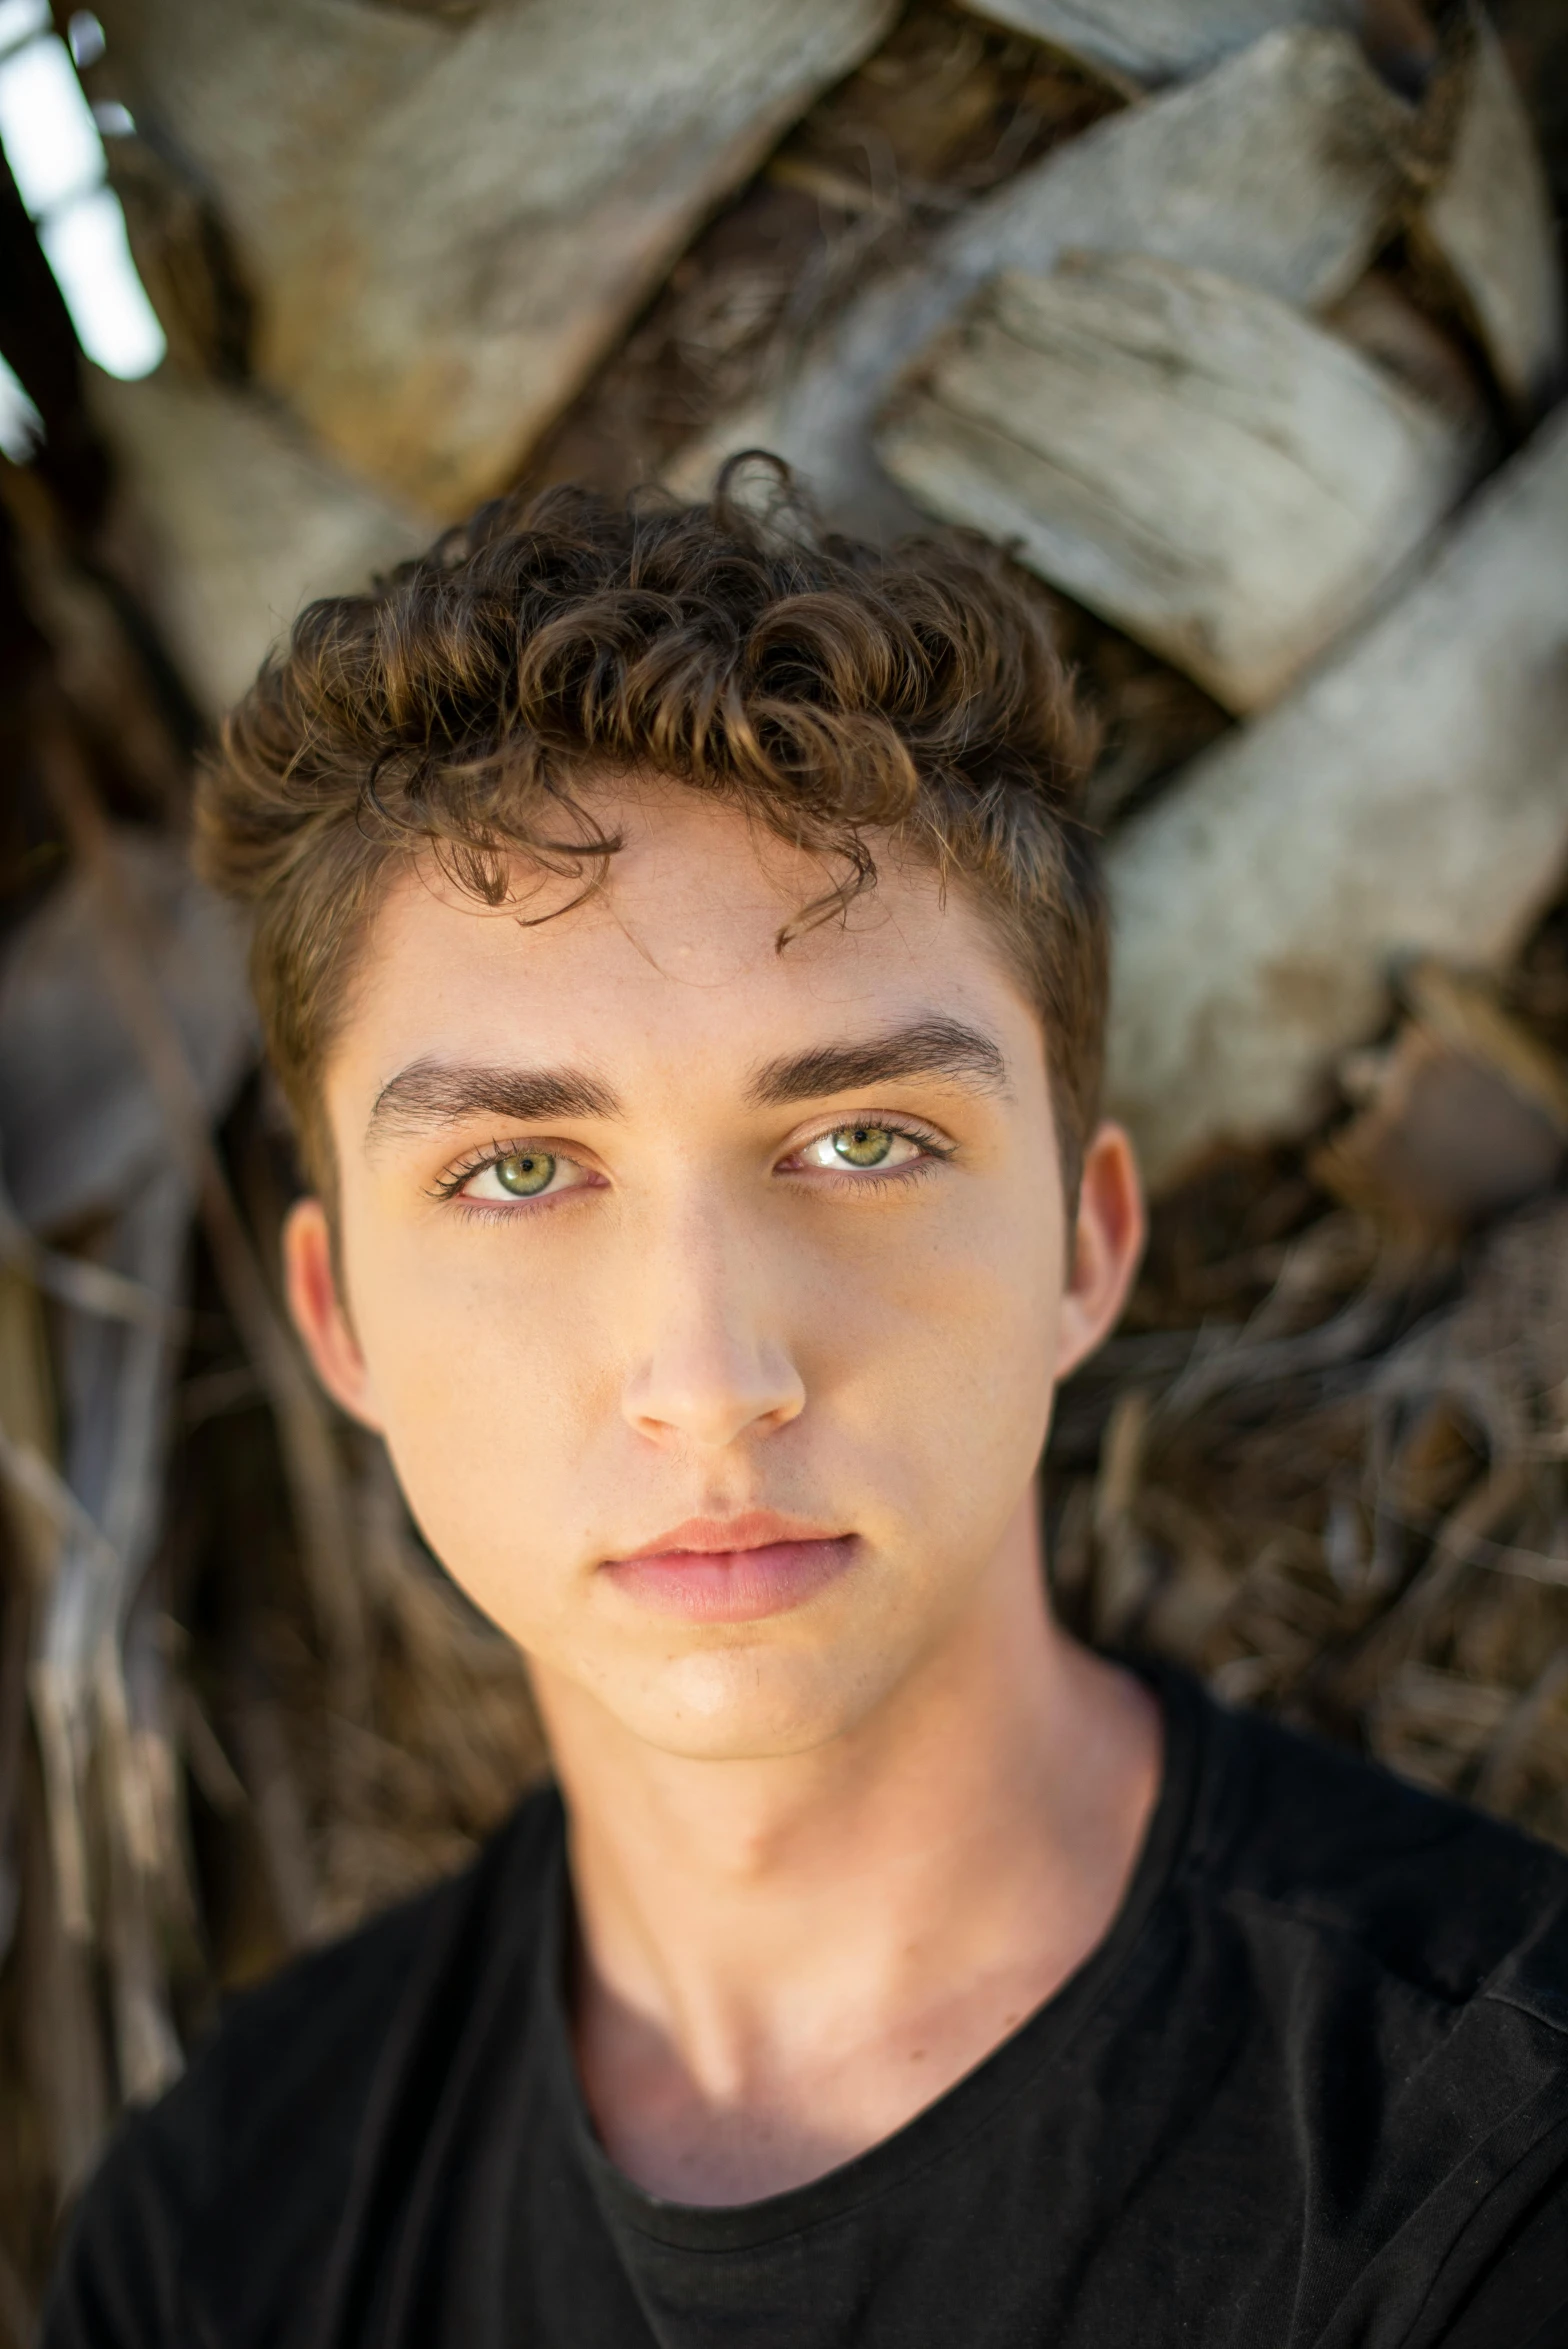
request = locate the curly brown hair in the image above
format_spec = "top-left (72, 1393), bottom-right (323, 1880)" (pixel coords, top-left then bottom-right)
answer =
top-left (197, 463), bottom-right (1106, 1201)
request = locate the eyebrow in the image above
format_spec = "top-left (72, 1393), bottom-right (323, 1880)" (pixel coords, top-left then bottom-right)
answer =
top-left (745, 1016), bottom-right (1010, 1107)
top-left (366, 1015), bottom-right (1009, 1151)
top-left (367, 1060), bottom-right (622, 1145)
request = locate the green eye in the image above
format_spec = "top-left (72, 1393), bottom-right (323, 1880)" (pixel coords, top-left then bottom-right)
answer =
top-left (494, 1150), bottom-right (556, 1196)
top-left (831, 1124), bottom-right (895, 1168)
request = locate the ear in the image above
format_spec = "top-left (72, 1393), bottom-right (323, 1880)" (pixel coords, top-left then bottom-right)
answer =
top-left (282, 1197), bottom-right (384, 1430)
top-left (1054, 1122), bottom-right (1146, 1383)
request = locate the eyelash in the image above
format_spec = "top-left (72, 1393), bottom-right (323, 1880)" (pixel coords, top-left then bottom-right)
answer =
top-left (788, 1117), bottom-right (955, 1195)
top-left (427, 1137), bottom-right (564, 1205)
top-left (428, 1116), bottom-right (955, 1213)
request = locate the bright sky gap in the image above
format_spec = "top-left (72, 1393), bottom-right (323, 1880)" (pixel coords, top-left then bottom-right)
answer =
top-left (0, 3), bottom-right (164, 381)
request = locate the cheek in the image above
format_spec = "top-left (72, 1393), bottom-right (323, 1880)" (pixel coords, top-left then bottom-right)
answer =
top-left (342, 1212), bottom-right (618, 1620)
top-left (797, 1173), bottom-right (1064, 1495)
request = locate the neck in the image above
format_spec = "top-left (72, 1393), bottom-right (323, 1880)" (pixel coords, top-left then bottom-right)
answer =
top-left (531, 1488), bottom-right (1161, 2204)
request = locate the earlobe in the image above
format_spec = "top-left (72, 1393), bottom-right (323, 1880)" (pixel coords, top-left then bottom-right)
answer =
top-left (281, 1198), bottom-right (382, 1430)
top-left (1055, 1123), bottom-right (1146, 1383)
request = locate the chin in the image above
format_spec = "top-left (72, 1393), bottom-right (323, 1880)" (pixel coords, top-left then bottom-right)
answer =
top-left (590, 1646), bottom-right (895, 1762)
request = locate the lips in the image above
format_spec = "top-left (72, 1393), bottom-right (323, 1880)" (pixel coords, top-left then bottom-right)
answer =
top-left (601, 1512), bottom-right (858, 1623)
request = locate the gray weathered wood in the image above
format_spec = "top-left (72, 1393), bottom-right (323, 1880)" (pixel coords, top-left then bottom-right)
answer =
top-left (668, 29), bottom-right (1414, 534)
top-left (1104, 400), bottom-right (1568, 1189)
top-left (957, 0), bottom-right (1358, 88)
top-left (94, 0), bottom-right (895, 514)
top-left (877, 254), bottom-right (1479, 711)
top-left (91, 370), bottom-right (424, 715)
top-left (1417, 9), bottom-right (1565, 420)
top-left (0, 830), bottom-right (254, 1234)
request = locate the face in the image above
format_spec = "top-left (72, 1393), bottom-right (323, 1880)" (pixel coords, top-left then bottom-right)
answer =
top-left (285, 782), bottom-right (1143, 1760)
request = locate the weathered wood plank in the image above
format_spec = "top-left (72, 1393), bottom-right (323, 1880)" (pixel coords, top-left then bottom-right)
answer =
top-left (668, 29), bottom-right (1414, 533)
top-left (956, 0), bottom-right (1358, 89)
top-left (1104, 401), bottom-right (1568, 1189)
top-left (877, 254), bottom-right (1480, 711)
top-left (90, 370), bottom-right (423, 714)
top-left (94, 0), bottom-right (895, 514)
top-left (1416, 8), bottom-right (1565, 419)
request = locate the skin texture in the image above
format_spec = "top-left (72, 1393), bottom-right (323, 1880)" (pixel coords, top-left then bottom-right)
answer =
top-left (285, 779), bottom-right (1158, 2202)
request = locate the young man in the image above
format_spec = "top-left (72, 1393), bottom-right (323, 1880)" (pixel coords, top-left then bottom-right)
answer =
top-left (47, 477), bottom-right (1568, 2348)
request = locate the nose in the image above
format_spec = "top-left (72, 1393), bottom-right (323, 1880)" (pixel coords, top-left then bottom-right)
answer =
top-left (620, 1201), bottom-right (805, 1452)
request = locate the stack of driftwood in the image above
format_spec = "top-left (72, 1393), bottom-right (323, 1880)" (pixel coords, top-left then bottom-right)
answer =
top-left (0, 0), bottom-right (1566, 2323)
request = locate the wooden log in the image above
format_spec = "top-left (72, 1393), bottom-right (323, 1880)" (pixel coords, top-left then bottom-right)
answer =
top-left (1414, 8), bottom-right (1565, 420)
top-left (1104, 400), bottom-right (1568, 1191)
top-left (877, 254), bottom-right (1479, 711)
top-left (1312, 961), bottom-right (1568, 1244)
top-left (955, 0), bottom-right (1358, 89)
top-left (90, 369), bottom-right (423, 716)
top-left (92, 0), bottom-right (895, 515)
top-left (0, 830), bottom-right (253, 1233)
top-left (668, 29), bottom-right (1414, 533)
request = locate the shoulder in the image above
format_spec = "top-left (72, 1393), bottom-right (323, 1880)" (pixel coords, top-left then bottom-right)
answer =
top-left (1169, 1666), bottom-right (1568, 2024)
top-left (149, 1782), bottom-right (561, 2197)
top-left (1137, 1673), bottom-right (1568, 2337)
top-left (43, 1784), bottom-right (563, 2349)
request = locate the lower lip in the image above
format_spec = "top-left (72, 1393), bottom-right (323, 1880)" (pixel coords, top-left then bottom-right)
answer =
top-left (602, 1537), bottom-right (858, 1622)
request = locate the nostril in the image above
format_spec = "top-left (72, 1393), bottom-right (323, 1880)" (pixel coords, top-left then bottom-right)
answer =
top-left (622, 1353), bottom-right (805, 1451)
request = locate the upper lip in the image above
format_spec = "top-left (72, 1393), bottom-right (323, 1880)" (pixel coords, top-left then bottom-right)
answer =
top-left (610, 1511), bottom-right (846, 1562)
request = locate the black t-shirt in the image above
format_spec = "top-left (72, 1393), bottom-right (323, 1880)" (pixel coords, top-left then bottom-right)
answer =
top-left (44, 1666), bottom-right (1568, 2348)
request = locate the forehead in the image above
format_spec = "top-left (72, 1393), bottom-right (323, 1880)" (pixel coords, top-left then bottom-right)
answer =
top-left (337, 783), bottom-right (1036, 1099)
